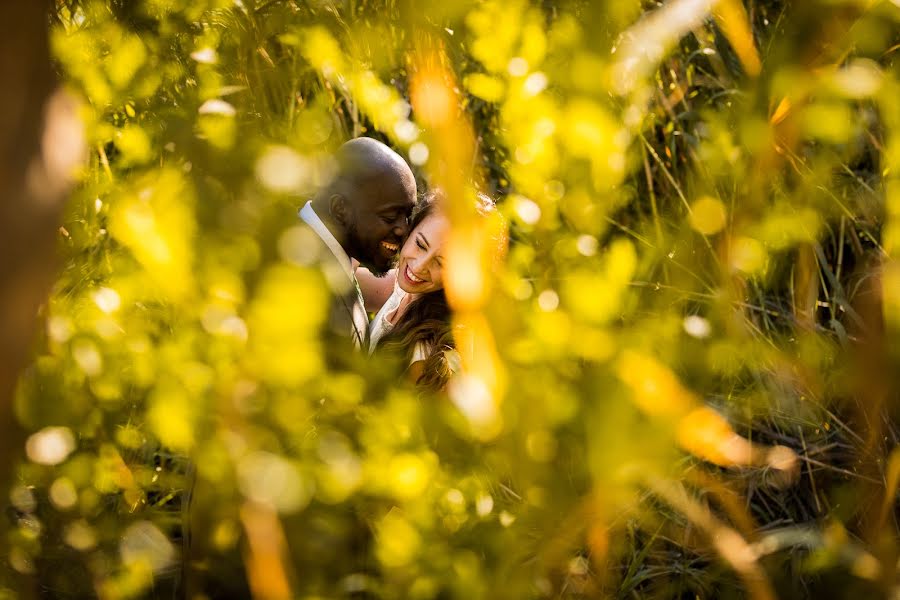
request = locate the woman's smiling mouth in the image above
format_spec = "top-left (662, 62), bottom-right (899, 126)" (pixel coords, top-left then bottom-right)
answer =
top-left (404, 265), bottom-right (425, 284)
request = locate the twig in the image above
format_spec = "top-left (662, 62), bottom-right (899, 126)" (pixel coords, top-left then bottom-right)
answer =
top-left (798, 455), bottom-right (882, 484)
top-left (798, 427), bottom-right (822, 514)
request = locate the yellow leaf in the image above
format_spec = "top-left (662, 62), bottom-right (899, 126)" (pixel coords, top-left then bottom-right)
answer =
top-left (107, 169), bottom-right (196, 299)
top-left (713, 0), bottom-right (761, 77)
top-left (376, 510), bottom-right (421, 568)
top-left (617, 351), bottom-right (695, 417)
top-left (147, 389), bottom-right (194, 451)
top-left (105, 34), bottom-right (148, 89)
top-left (464, 73), bottom-right (506, 102)
top-left (770, 97), bottom-right (791, 124)
top-left (303, 26), bottom-right (346, 78)
top-left (115, 125), bottom-right (152, 166)
top-left (689, 196), bottom-right (728, 235)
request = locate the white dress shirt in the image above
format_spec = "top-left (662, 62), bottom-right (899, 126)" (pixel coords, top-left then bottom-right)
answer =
top-left (368, 280), bottom-right (428, 363)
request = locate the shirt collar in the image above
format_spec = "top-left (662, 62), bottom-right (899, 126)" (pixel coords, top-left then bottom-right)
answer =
top-left (299, 201), bottom-right (355, 282)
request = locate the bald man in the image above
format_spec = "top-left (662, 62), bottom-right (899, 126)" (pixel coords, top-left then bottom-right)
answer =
top-left (299, 137), bottom-right (417, 348)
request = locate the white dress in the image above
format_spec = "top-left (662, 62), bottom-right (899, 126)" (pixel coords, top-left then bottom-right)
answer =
top-left (368, 282), bottom-right (428, 362)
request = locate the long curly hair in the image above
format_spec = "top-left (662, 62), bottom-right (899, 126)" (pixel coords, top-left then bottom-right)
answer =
top-left (377, 196), bottom-right (452, 390)
top-left (377, 189), bottom-right (499, 391)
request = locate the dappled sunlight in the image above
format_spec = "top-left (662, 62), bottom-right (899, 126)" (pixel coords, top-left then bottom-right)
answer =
top-left (3, 0), bottom-right (898, 598)
top-left (25, 426), bottom-right (77, 466)
top-left (410, 38), bottom-right (509, 441)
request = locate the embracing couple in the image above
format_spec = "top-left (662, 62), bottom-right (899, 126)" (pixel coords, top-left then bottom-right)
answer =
top-left (298, 137), bottom-right (495, 390)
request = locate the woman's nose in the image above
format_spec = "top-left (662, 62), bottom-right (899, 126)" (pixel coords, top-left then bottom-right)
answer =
top-left (410, 254), bottom-right (433, 272)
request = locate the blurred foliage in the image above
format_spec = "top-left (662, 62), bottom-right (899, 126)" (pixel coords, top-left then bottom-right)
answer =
top-left (5, 0), bottom-right (900, 598)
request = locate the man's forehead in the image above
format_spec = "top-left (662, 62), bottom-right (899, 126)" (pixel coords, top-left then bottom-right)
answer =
top-left (386, 198), bottom-right (414, 209)
top-left (343, 168), bottom-right (415, 211)
top-left (358, 181), bottom-right (415, 210)
top-left (371, 199), bottom-right (414, 213)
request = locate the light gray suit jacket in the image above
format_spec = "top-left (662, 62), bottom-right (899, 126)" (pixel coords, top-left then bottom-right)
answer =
top-left (297, 203), bottom-right (368, 349)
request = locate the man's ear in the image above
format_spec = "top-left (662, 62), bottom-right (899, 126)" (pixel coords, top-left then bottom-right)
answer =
top-left (329, 193), bottom-right (350, 227)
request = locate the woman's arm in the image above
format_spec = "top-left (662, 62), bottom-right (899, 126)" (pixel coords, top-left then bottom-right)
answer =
top-left (356, 267), bottom-right (397, 312)
top-left (406, 360), bottom-right (425, 384)
top-left (405, 341), bottom-right (429, 385)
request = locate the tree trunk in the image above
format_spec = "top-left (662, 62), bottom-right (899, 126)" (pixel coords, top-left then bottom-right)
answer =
top-left (0, 1), bottom-right (82, 586)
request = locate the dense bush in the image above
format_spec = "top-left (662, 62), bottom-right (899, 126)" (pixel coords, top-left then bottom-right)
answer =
top-left (4, 0), bottom-right (899, 598)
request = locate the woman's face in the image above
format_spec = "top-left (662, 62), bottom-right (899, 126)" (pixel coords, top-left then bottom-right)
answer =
top-left (396, 211), bottom-right (450, 294)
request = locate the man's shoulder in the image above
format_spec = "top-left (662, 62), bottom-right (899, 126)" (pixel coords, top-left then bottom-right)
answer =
top-left (295, 208), bottom-right (365, 348)
top-left (293, 217), bottom-right (353, 296)
top-left (292, 218), bottom-right (332, 262)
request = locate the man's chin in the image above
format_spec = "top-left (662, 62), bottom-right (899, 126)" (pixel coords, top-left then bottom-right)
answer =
top-left (367, 266), bottom-right (390, 277)
top-left (361, 259), bottom-right (393, 277)
top-left (366, 253), bottom-right (399, 277)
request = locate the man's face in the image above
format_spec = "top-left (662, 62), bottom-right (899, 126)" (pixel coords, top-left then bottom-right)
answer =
top-left (341, 175), bottom-right (416, 276)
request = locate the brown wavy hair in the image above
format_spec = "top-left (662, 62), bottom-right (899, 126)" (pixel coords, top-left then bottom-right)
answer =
top-left (377, 189), bottom-right (497, 391)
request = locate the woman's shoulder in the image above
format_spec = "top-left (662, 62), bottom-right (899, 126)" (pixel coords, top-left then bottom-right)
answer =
top-left (356, 267), bottom-right (398, 312)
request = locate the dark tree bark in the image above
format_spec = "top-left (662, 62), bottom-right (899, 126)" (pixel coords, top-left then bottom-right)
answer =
top-left (0, 1), bottom-right (81, 585)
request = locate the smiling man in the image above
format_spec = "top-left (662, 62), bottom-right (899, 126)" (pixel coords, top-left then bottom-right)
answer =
top-left (299, 137), bottom-right (417, 348)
